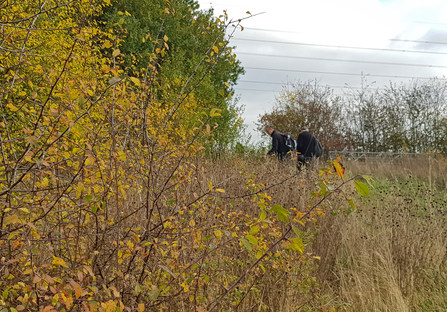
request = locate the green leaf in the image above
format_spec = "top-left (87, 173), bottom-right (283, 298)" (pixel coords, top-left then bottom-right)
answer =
top-left (276, 211), bottom-right (289, 223)
top-left (292, 226), bottom-right (302, 237)
top-left (296, 220), bottom-right (305, 227)
top-left (259, 210), bottom-right (266, 221)
top-left (91, 205), bottom-right (97, 214)
top-left (245, 234), bottom-right (258, 246)
top-left (202, 234), bottom-right (213, 241)
top-left (289, 237), bottom-right (304, 253)
top-left (167, 199), bottom-right (175, 206)
top-left (355, 180), bottom-right (370, 197)
top-left (85, 194), bottom-right (93, 202)
top-left (240, 238), bottom-right (252, 252)
top-left (249, 226), bottom-right (260, 235)
top-left (320, 183), bottom-right (329, 197)
top-left (270, 204), bottom-right (289, 215)
top-left (148, 289), bottom-right (159, 300)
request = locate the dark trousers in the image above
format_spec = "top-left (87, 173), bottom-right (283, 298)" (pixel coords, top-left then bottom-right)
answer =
top-left (278, 152), bottom-right (291, 161)
top-left (297, 155), bottom-right (313, 172)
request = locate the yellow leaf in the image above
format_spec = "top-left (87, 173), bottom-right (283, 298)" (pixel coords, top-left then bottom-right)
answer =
top-left (333, 160), bottom-right (345, 179)
top-left (4, 215), bottom-right (18, 226)
top-left (52, 256), bottom-right (68, 268)
top-left (41, 177), bottom-right (49, 188)
top-left (208, 181), bottom-right (213, 191)
top-left (215, 189), bottom-right (225, 193)
top-left (224, 82), bottom-right (229, 88)
top-left (102, 40), bottom-right (113, 49)
top-left (212, 46), bottom-right (219, 53)
top-left (214, 230), bottom-right (222, 238)
top-left (189, 218), bottom-right (195, 227)
top-left (129, 77), bottom-right (141, 87)
top-left (69, 280), bottom-right (82, 299)
top-left (112, 49), bottom-right (121, 58)
top-left (6, 103), bottom-right (19, 112)
top-left (18, 208), bottom-right (30, 214)
top-left (163, 35), bottom-right (168, 42)
top-left (125, 11), bottom-right (131, 16)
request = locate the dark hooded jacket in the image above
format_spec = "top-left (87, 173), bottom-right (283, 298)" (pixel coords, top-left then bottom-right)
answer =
top-left (267, 130), bottom-right (289, 158)
top-left (296, 131), bottom-right (316, 158)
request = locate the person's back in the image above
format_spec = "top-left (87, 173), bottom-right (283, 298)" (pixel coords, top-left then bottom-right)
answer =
top-left (296, 129), bottom-right (316, 158)
top-left (264, 126), bottom-right (290, 160)
top-left (296, 127), bottom-right (316, 172)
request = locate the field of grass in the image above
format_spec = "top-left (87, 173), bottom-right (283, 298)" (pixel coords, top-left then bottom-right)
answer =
top-left (309, 156), bottom-right (447, 311)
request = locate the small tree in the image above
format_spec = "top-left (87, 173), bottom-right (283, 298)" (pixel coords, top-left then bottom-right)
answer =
top-left (256, 80), bottom-right (352, 152)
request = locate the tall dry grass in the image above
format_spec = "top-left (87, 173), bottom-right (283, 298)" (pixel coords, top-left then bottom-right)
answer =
top-left (312, 156), bottom-right (447, 311)
top-left (344, 154), bottom-right (447, 190)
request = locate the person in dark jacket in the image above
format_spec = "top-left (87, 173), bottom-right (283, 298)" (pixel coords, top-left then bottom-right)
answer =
top-left (296, 126), bottom-right (316, 172)
top-left (265, 125), bottom-right (290, 161)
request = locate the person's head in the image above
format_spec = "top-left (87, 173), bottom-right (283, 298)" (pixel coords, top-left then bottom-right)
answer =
top-left (301, 126), bottom-right (309, 133)
top-left (264, 125), bottom-right (274, 135)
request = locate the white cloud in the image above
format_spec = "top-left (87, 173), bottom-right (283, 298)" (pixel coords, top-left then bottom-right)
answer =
top-left (198, 0), bottom-right (447, 141)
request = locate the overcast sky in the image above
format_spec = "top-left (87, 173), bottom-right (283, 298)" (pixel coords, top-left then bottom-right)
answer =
top-left (197, 0), bottom-right (447, 142)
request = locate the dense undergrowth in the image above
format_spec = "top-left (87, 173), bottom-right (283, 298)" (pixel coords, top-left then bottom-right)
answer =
top-left (2, 1), bottom-right (446, 311)
top-left (1, 2), bottom-right (362, 311)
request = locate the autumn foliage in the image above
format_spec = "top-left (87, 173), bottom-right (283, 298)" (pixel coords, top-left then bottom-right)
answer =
top-left (0, 1), bottom-right (368, 311)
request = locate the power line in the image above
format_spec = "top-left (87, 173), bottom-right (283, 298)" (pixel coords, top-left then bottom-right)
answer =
top-left (236, 88), bottom-right (280, 92)
top-left (243, 27), bottom-right (447, 46)
top-left (236, 52), bottom-right (447, 69)
top-left (231, 38), bottom-right (447, 56)
top-left (243, 66), bottom-right (447, 80)
top-left (239, 80), bottom-right (385, 90)
top-left (235, 87), bottom-right (350, 96)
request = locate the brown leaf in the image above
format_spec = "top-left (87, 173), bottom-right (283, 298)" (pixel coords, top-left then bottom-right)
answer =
top-left (77, 270), bottom-right (84, 282)
top-left (70, 280), bottom-right (82, 299)
top-left (110, 286), bottom-right (120, 298)
top-left (83, 265), bottom-right (95, 277)
top-left (33, 275), bottom-right (42, 284)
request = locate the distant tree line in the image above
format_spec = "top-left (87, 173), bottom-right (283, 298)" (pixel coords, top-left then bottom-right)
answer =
top-left (257, 79), bottom-right (447, 155)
